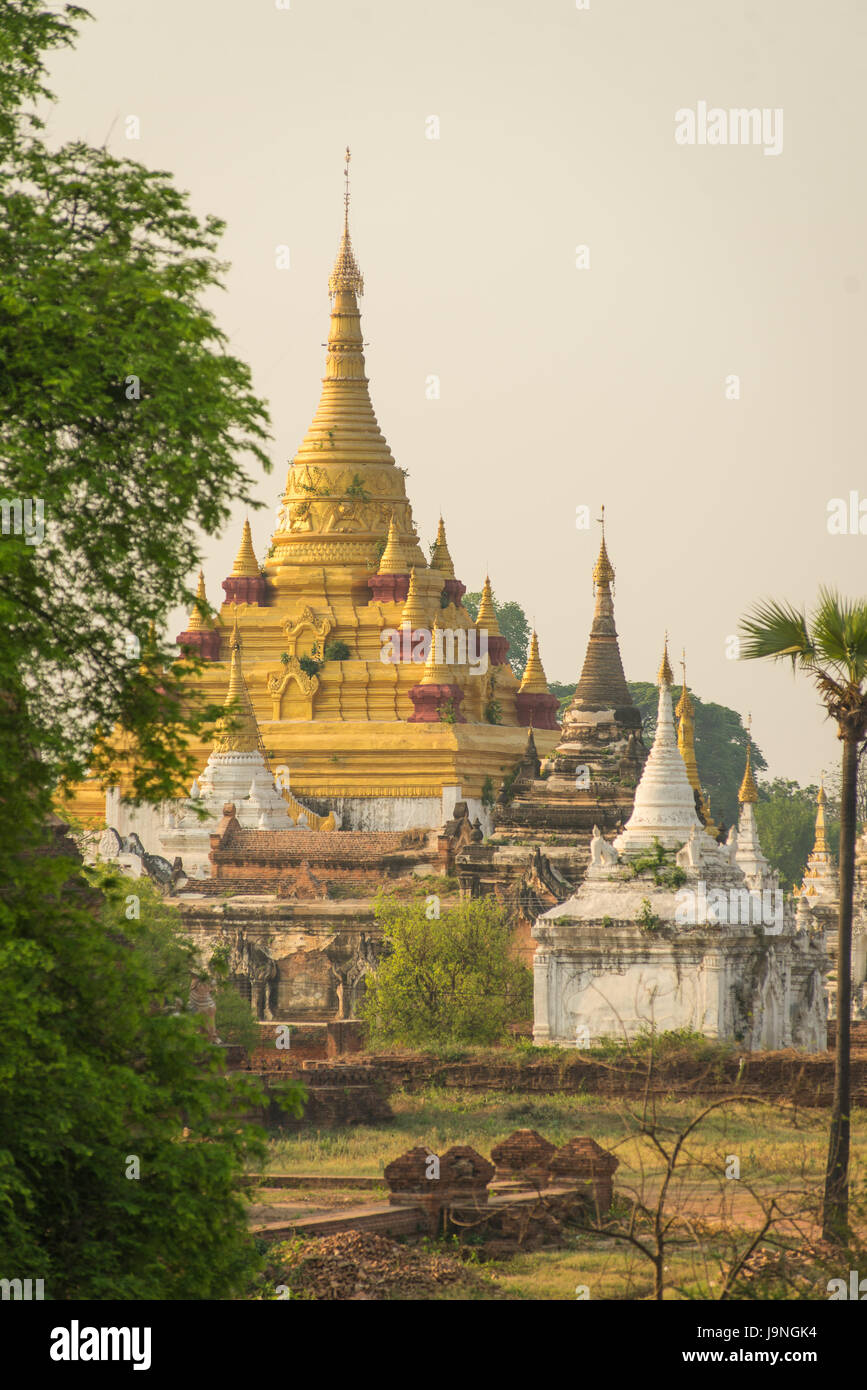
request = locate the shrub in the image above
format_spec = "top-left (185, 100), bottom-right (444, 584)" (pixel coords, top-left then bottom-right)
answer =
top-left (360, 894), bottom-right (532, 1047)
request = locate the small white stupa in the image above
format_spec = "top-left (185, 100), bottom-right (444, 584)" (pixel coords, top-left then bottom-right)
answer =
top-left (532, 638), bottom-right (827, 1052)
top-left (794, 782), bottom-right (838, 906)
top-left (613, 637), bottom-right (712, 857)
top-left (159, 616), bottom-right (311, 877)
top-left (732, 722), bottom-right (777, 894)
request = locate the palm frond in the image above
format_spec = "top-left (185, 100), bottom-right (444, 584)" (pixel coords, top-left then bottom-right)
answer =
top-left (812, 587), bottom-right (867, 684)
top-left (739, 599), bottom-right (814, 668)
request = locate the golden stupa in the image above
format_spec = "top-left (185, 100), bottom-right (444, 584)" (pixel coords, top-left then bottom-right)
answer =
top-left (675, 653), bottom-right (719, 838)
top-left (72, 152), bottom-right (558, 826)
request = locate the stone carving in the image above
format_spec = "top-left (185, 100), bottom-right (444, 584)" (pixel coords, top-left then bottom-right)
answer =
top-left (227, 933), bottom-right (278, 1021)
top-left (675, 825), bottom-right (703, 870)
top-left (98, 827), bottom-right (122, 860)
top-left (281, 606), bottom-right (333, 653)
top-left (589, 825), bottom-right (618, 868)
top-left (189, 974), bottom-right (220, 1043)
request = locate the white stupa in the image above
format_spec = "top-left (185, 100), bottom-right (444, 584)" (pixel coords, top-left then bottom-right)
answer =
top-left (613, 637), bottom-right (711, 857)
top-left (794, 783), bottom-right (838, 906)
top-left (732, 727), bottom-right (777, 893)
top-left (159, 617), bottom-right (315, 877)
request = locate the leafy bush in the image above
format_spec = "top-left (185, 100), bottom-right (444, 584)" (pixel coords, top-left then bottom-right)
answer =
top-left (360, 894), bottom-right (532, 1047)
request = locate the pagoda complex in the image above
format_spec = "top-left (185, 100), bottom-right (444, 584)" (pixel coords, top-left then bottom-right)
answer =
top-left (532, 646), bottom-right (827, 1051)
top-left (74, 153), bottom-right (560, 839)
top-left (455, 519), bottom-right (647, 942)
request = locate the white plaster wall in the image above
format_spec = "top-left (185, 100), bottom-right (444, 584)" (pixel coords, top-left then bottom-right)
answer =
top-left (105, 788), bottom-right (172, 859)
top-left (550, 956), bottom-right (716, 1046)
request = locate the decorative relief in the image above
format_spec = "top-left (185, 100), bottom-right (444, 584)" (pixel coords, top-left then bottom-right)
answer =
top-left (267, 658), bottom-right (319, 700)
top-left (281, 607), bottom-right (333, 653)
top-left (272, 539), bottom-right (381, 565)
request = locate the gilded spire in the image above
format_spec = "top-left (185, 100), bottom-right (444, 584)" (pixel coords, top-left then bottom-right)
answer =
top-left (475, 575), bottom-right (501, 635)
top-left (378, 515), bottom-right (408, 574)
top-left (273, 154), bottom-right (425, 571)
top-left (738, 738), bottom-right (759, 805)
top-left (232, 519), bottom-right (260, 578)
top-left (213, 615), bottom-right (261, 754)
top-left (419, 617), bottom-right (453, 685)
top-left (795, 778), bottom-right (837, 901)
top-left (814, 780), bottom-right (829, 852)
top-left (674, 651), bottom-right (717, 834)
top-left (400, 567), bottom-right (427, 628)
top-left (429, 517), bottom-right (455, 577)
top-left (519, 631), bottom-right (550, 694)
top-left (186, 571), bottom-right (212, 632)
top-left (657, 634), bottom-right (673, 686)
top-left (592, 506), bottom-right (615, 592)
top-left (328, 147), bottom-right (364, 298)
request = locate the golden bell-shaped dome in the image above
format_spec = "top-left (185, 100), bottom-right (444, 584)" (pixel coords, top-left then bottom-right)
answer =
top-left (400, 568), bottom-right (428, 628)
top-left (429, 517), bottom-right (455, 577)
top-left (418, 617), bottom-right (454, 686)
top-left (475, 575), bottom-right (501, 636)
top-left (186, 571), bottom-right (212, 632)
top-left (519, 631), bottom-right (550, 694)
top-left (232, 519), bottom-right (260, 578)
top-left (378, 515), bottom-right (407, 575)
top-left (213, 616), bottom-right (261, 754)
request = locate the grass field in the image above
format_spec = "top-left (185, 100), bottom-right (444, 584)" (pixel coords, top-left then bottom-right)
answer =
top-left (252, 1087), bottom-right (867, 1299)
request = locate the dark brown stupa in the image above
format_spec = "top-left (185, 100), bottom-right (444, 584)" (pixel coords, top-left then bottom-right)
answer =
top-left (454, 516), bottom-right (646, 950)
top-left (569, 531), bottom-right (638, 719)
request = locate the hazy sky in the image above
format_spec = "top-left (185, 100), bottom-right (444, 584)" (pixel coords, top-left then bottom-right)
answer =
top-left (43, 0), bottom-right (867, 785)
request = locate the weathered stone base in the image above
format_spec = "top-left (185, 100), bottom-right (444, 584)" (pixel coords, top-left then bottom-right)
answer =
top-left (532, 922), bottom-right (827, 1051)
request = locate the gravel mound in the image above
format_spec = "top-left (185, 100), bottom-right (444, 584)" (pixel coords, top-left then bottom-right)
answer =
top-left (264, 1230), bottom-right (474, 1300)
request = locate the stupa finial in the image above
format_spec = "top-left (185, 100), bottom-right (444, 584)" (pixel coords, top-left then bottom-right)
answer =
top-left (429, 516), bottom-right (455, 577)
top-left (592, 504), bottom-right (615, 593)
top-left (401, 567), bottom-right (427, 628)
top-left (186, 570), bottom-right (211, 632)
top-left (657, 633), bottom-right (674, 686)
top-left (519, 630), bottom-right (550, 694)
top-left (329, 146), bottom-right (364, 298)
top-left (475, 575), bottom-right (501, 636)
top-left (739, 731), bottom-right (759, 804)
top-left (232, 518), bottom-right (260, 578)
top-left (213, 612), bottom-right (260, 754)
top-left (378, 513), bottom-right (407, 575)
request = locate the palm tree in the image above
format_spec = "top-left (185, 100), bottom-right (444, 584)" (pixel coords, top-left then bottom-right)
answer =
top-left (740, 588), bottom-right (867, 1242)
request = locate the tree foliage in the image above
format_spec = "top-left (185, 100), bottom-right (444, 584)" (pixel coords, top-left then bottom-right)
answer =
top-left (753, 778), bottom-right (831, 890)
top-left (0, 853), bottom-right (305, 1299)
top-left (0, 4), bottom-right (291, 1298)
top-left (360, 895), bottom-right (532, 1047)
top-left (740, 586), bottom-right (867, 1242)
top-left (0, 1), bottom-right (271, 804)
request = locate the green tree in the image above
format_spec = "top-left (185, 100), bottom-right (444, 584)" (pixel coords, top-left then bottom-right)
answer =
top-left (753, 778), bottom-right (831, 890)
top-left (463, 591), bottom-right (530, 678)
top-left (0, 852), bottom-right (305, 1298)
top-left (741, 587), bottom-right (867, 1242)
top-left (360, 895), bottom-right (532, 1047)
top-left (0, 3), bottom-right (291, 1298)
top-left (0, 2), bottom-right (271, 806)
